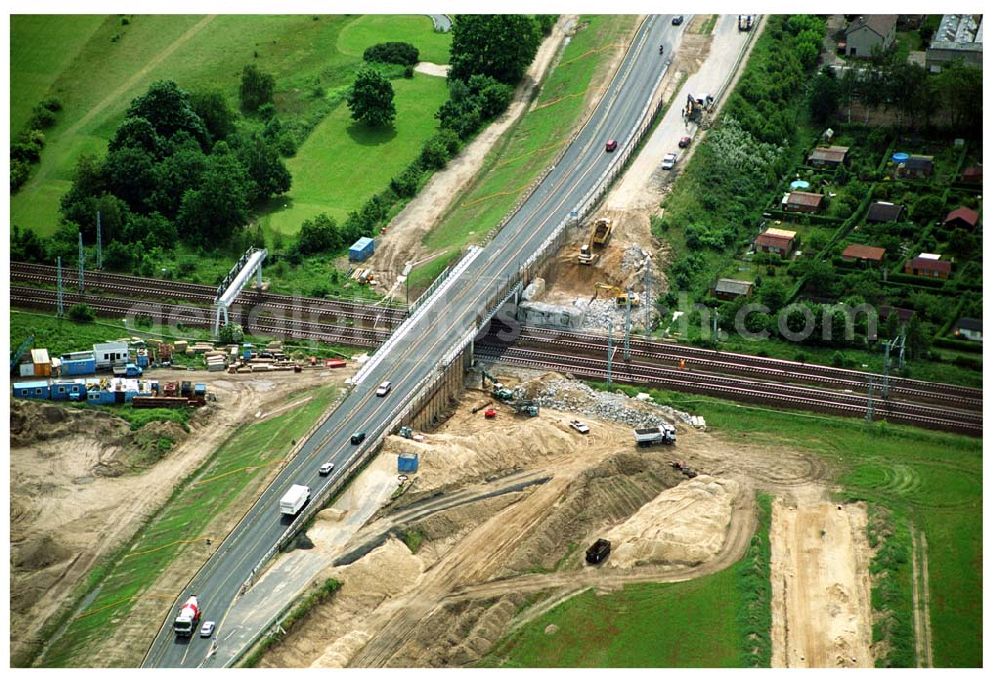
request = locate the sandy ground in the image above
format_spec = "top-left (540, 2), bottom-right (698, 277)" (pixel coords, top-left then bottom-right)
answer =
top-left (9, 363), bottom-right (355, 663)
top-left (414, 62), bottom-right (449, 78)
top-left (367, 16), bottom-right (582, 286)
top-left (258, 368), bottom-right (872, 668)
top-left (770, 495), bottom-right (874, 668)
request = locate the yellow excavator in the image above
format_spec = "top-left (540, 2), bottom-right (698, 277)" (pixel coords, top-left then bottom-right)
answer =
top-left (578, 217), bottom-right (613, 265)
top-left (593, 283), bottom-right (637, 308)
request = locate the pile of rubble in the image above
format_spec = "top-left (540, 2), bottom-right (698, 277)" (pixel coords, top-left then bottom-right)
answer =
top-left (513, 377), bottom-right (701, 428)
top-left (578, 297), bottom-right (658, 334)
top-left (619, 243), bottom-right (650, 275)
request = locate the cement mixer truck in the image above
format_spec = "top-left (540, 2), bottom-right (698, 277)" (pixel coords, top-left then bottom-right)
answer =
top-left (173, 595), bottom-right (201, 637)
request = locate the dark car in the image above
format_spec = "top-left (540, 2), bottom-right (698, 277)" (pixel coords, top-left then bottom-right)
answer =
top-left (586, 538), bottom-right (612, 564)
top-left (678, 135), bottom-right (692, 148)
top-left (672, 15), bottom-right (684, 26)
top-left (350, 431), bottom-right (366, 445)
top-left (605, 139), bottom-right (618, 153)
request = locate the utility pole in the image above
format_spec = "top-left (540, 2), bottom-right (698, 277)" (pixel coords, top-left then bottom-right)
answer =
top-left (711, 308), bottom-right (719, 346)
top-left (96, 211), bottom-right (103, 270)
top-left (624, 288), bottom-right (632, 362)
top-left (606, 317), bottom-right (613, 388)
top-left (77, 232), bottom-right (85, 293)
top-left (56, 256), bottom-right (65, 316)
top-left (866, 375), bottom-right (875, 423)
top-left (644, 256), bottom-right (652, 336)
top-left (898, 325), bottom-right (907, 371)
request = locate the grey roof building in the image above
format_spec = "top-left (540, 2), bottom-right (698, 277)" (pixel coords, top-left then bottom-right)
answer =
top-left (927, 14), bottom-right (983, 71)
top-left (845, 15), bottom-right (898, 58)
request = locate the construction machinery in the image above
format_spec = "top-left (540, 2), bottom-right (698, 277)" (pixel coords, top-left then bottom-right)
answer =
top-left (10, 335), bottom-right (34, 373)
top-left (481, 370), bottom-right (515, 401)
top-left (682, 93), bottom-right (714, 126)
top-left (593, 284), bottom-right (638, 308)
top-left (585, 538), bottom-right (612, 564)
top-left (634, 424), bottom-right (677, 446)
top-left (578, 217), bottom-right (613, 265)
top-left (512, 399), bottom-right (539, 417)
top-left (738, 14), bottom-right (754, 31)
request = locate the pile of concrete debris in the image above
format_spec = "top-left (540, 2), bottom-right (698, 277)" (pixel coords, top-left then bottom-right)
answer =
top-left (579, 297), bottom-right (657, 332)
top-left (513, 378), bottom-right (702, 429)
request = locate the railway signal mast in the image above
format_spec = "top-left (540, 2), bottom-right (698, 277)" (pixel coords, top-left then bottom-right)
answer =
top-left (882, 330), bottom-right (906, 399)
top-left (78, 232), bottom-right (85, 293)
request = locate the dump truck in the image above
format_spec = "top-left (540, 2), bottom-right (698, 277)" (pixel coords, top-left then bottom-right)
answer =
top-left (279, 484), bottom-right (311, 516)
top-left (586, 538), bottom-right (612, 564)
top-left (579, 218), bottom-right (613, 265)
top-left (634, 424), bottom-right (676, 447)
top-left (173, 595), bottom-right (201, 637)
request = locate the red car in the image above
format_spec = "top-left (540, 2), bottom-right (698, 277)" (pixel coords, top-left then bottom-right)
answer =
top-left (679, 135), bottom-right (692, 148)
top-left (605, 139), bottom-right (618, 152)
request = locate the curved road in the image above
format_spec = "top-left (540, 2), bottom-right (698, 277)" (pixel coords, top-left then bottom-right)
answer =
top-left (144, 14), bottom-right (679, 667)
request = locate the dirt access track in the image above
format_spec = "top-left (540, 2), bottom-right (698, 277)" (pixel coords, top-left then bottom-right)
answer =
top-left (259, 367), bottom-right (874, 668)
top-left (9, 364), bottom-right (355, 663)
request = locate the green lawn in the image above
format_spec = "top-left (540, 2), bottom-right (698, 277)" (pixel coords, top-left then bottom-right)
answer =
top-left (336, 15), bottom-right (452, 65)
top-left (607, 384), bottom-right (982, 668)
top-left (483, 494), bottom-right (772, 668)
top-left (34, 382), bottom-right (342, 667)
top-left (9, 15), bottom-right (105, 133)
top-left (10, 14), bottom-right (449, 238)
top-left (262, 73), bottom-right (449, 235)
top-left (410, 15), bottom-right (637, 286)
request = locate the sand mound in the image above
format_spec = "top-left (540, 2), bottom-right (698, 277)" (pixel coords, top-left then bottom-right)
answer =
top-left (605, 475), bottom-right (740, 568)
top-left (10, 400), bottom-right (128, 448)
top-left (382, 419), bottom-right (579, 492)
top-left (336, 537), bottom-right (423, 599)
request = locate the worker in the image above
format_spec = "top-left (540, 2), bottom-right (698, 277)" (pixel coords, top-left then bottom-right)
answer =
top-left (679, 359), bottom-right (686, 370)
top-left (659, 44), bottom-right (663, 55)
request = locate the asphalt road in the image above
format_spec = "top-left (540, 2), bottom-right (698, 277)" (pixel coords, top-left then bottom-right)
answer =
top-left (143, 14), bottom-right (677, 668)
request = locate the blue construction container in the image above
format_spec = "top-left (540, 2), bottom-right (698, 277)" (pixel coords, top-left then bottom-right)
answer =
top-left (348, 237), bottom-right (375, 262)
top-left (194, 383), bottom-right (206, 396)
top-left (242, 342), bottom-right (253, 361)
top-left (87, 390), bottom-right (117, 405)
top-left (12, 381), bottom-right (50, 400)
top-left (50, 381), bottom-right (86, 401)
top-left (136, 349), bottom-right (149, 368)
top-left (60, 351), bottom-right (96, 377)
top-left (397, 453), bottom-right (419, 473)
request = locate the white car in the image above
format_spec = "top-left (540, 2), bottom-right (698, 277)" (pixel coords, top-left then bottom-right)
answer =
top-left (661, 153), bottom-right (677, 170)
top-left (318, 462), bottom-right (335, 476)
top-left (376, 381), bottom-right (392, 397)
top-left (569, 420), bottom-right (590, 434)
top-left (200, 621), bottom-right (216, 638)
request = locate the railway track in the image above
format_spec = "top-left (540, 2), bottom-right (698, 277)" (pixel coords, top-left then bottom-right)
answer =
top-left (12, 286), bottom-right (981, 435)
top-left (10, 261), bottom-right (408, 326)
top-left (475, 343), bottom-right (983, 436)
top-left (10, 287), bottom-right (388, 348)
top-left (500, 325), bottom-right (983, 411)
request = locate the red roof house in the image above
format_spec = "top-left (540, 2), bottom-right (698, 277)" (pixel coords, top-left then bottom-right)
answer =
top-left (944, 206), bottom-right (979, 228)
top-left (842, 244), bottom-right (886, 263)
top-left (905, 256), bottom-right (952, 279)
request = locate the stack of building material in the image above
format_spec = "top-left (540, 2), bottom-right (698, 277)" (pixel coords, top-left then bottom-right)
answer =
top-left (205, 353), bottom-right (227, 372)
top-left (173, 340), bottom-right (188, 354)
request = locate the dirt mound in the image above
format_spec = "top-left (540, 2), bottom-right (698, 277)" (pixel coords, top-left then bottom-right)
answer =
top-left (605, 475), bottom-right (741, 568)
top-left (13, 534), bottom-right (73, 571)
top-left (10, 400), bottom-right (128, 448)
top-left (381, 419), bottom-right (579, 493)
top-left (337, 537), bottom-right (423, 600)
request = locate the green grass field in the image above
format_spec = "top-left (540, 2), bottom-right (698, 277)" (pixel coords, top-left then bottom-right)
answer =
top-left (483, 495), bottom-right (772, 667)
top-left (408, 15), bottom-right (637, 287)
top-left (336, 15), bottom-right (452, 65)
top-left (34, 383), bottom-right (342, 667)
top-left (262, 73), bottom-right (449, 234)
top-left (10, 14), bottom-right (450, 237)
top-left (607, 384), bottom-right (982, 668)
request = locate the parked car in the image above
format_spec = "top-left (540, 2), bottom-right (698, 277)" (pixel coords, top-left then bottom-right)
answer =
top-left (569, 420), bottom-right (591, 434)
top-left (350, 431), bottom-right (366, 445)
top-left (678, 135), bottom-right (692, 148)
top-left (200, 621), bottom-right (216, 638)
top-left (661, 153), bottom-right (677, 170)
top-left (376, 381), bottom-right (392, 397)
top-left (672, 15), bottom-right (684, 26)
top-left (319, 462), bottom-right (335, 476)
top-left (605, 139), bottom-right (618, 152)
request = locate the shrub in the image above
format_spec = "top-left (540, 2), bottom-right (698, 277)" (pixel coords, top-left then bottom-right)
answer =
top-left (363, 41), bottom-right (419, 66)
top-left (68, 303), bottom-right (96, 323)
